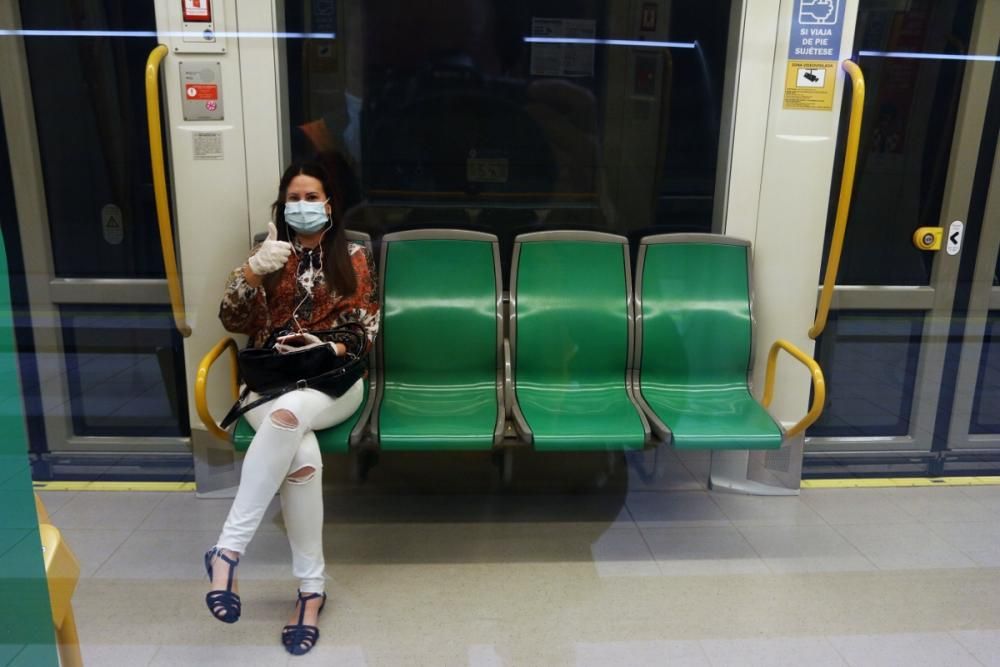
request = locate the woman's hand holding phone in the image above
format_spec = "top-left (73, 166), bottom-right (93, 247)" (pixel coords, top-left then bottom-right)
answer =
top-left (274, 331), bottom-right (323, 354)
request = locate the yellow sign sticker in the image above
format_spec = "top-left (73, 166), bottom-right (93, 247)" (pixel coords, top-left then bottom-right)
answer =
top-left (783, 60), bottom-right (837, 110)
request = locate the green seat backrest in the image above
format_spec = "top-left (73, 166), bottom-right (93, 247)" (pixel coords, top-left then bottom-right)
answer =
top-left (514, 238), bottom-right (630, 385)
top-left (640, 240), bottom-right (752, 388)
top-left (382, 238), bottom-right (498, 386)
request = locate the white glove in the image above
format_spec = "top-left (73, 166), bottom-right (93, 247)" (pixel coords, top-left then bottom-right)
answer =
top-left (247, 222), bottom-right (292, 276)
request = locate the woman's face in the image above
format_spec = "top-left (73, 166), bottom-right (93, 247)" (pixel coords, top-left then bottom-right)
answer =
top-left (285, 174), bottom-right (332, 218)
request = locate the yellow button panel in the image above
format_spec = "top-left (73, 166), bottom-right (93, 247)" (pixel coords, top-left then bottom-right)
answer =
top-left (912, 227), bottom-right (943, 251)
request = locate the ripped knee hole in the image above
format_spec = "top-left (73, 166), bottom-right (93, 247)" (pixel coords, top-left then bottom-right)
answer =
top-left (269, 408), bottom-right (299, 430)
top-left (286, 466), bottom-right (316, 484)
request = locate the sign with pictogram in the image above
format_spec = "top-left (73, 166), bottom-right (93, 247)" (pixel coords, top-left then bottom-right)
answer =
top-left (783, 0), bottom-right (844, 110)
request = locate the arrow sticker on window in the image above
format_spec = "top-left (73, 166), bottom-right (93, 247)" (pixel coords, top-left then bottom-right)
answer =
top-left (946, 220), bottom-right (964, 256)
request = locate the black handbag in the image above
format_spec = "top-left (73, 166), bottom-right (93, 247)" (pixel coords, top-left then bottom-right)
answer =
top-left (220, 323), bottom-right (368, 429)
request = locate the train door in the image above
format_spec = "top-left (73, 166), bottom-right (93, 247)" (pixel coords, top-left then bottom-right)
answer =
top-left (0, 1), bottom-right (272, 481)
top-left (807, 0), bottom-right (1000, 474)
top-left (0, 1), bottom-right (192, 474)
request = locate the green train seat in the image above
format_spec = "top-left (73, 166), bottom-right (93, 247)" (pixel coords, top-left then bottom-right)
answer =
top-left (509, 231), bottom-right (651, 451)
top-left (633, 234), bottom-right (824, 450)
top-left (369, 230), bottom-right (505, 451)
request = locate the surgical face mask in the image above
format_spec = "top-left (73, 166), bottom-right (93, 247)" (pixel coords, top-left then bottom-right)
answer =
top-left (284, 199), bottom-right (329, 234)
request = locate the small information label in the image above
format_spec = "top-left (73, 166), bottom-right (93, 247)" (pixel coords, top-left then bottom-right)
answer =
top-left (783, 0), bottom-right (844, 111)
top-left (193, 131), bottom-right (223, 160)
top-left (783, 61), bottom-right (837, 110)
top-left (101, 204), bottom-right (124, 245)
top-left (530, 18), bottom-right (596, 77)
top-left (467, 158), bottom-right (508, 184)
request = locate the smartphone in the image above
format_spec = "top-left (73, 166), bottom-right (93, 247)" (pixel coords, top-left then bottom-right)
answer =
top-left (278, 334), bottom-right (310, 347)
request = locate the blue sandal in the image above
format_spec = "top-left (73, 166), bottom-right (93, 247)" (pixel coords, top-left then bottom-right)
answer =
top-left (281, 590), bottom-right (327, 656)
top-left (204, 547), bottom-right (241, 623)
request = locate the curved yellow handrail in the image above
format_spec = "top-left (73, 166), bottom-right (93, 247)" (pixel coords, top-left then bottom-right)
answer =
top-left (195, 336), bottom-right (240, 441)
top-left (762, 338), bottom-right (826, 439)
top-left (809, 59), bottom-right (865, 339)
top-left (145, 44), bottom-right (192, 337)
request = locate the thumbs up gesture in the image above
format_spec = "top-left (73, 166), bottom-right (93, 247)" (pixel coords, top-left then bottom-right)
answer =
top-left (247, 222), bottom-right (293, 276)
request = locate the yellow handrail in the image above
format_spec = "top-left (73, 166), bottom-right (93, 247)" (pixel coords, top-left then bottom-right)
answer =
top-left (145, 44), bottom-right (192, 337)
top-left (809, 59), bottom-right (865, 339)
top-left (763, 338), bottom-right (826, 439)
top-left (195, 336), bottom-right (240, 440)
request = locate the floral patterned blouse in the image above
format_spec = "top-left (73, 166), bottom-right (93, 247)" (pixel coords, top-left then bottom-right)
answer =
top-left (219, 240), bottom-right (380, 351)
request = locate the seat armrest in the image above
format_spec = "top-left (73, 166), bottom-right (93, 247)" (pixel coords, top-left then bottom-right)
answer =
top-left (762, 339), bottom-right (826, 439)
top-left (195, 337), bottom-right (239, 441)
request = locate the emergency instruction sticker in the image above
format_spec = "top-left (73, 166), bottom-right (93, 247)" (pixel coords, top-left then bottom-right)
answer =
top-left (783, 0), bottom-right (843, 110)
top-left (193, 131), bottom-right (223, 160)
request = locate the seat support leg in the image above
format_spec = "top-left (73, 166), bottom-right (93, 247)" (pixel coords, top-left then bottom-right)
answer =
top-left (708, 433), bottom-right (804, 496)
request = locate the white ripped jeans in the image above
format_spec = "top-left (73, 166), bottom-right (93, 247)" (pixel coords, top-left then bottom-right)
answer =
top-left (215, 379), bottom-right (363, 593)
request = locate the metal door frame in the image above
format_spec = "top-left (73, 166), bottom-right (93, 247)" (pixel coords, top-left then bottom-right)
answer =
top-left (947, 124), bottom-right (1000, 454)
top-left (806, 0), bottom-right (1000, 458)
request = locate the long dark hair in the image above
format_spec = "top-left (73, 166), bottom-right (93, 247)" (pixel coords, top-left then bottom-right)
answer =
top-left (265, 161), bottom-right (357, 297)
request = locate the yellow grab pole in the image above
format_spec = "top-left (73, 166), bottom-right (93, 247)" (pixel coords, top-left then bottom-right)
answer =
top-left (145, 45), bottom-right (192, 337)
top-left (809, 59), bottom-right (865, 339)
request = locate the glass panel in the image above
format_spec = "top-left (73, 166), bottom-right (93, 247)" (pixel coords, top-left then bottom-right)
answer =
top-left (821, 0), bottom-right (978, 286)
top-left (60, 306), bottom-right (188, 437)
top-left (808, 311), bottom-right (923, 437)
top-left (970, 312), bottom-right (1000, 434)
top-left (283, 0), bottom-right (733, 253)
top-left (18, 1), bottom-right (165, 279)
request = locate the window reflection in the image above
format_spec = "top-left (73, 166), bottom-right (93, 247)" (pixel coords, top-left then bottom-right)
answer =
top-left (284, 1), bottom-right (732, 252)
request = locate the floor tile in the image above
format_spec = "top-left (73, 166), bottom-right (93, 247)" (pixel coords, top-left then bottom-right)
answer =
top-left (575, 639), bottom-right (710, 666)
top-left (626, 491), bottom-right (730, 527)
top-left (884, 487), bottom-right (993, 523)
top-left (589, 526), bottom-right (660, 577)
top-left (467, 643), bottom-right (503, 667)
top-left (149, 643), bottom-right (292, 667)
top-left (36, 490), bottom-right (77, 515)
top-left (834, 524), bottom-right (977, 571)
top-left (92, 529), bottom-right (293, 581)
top-left (61, 528), bottom-right (134, 577)
top-left (283, 643), bottom-right (369, 666)
top-left (641, 525), bottom-right (769, 576)
top-left (699, 637), bottom-right (847, 666)
top-left (800, 489), bottom-right (913, 525)
top-left (828, 632), bottom-right (982, 666)
top-left (47, 492), bottom-right (166, 530)
top-left (960, 486), bottom-right (1000, 514)
top-left (710, 493), bottom-right (826, 527)
top-left (139, 492), bottom-right (284, 533)
top-left (951, 630), bottom-right (1000, 667)
top-left (738, 525), bottom-right (875, 573)
top-left (324, 521), bottom-right (625, 566)
top-left (926, 521), bottom-right (1000, 566)
top-left (79, 643), bottom-right (159, 667)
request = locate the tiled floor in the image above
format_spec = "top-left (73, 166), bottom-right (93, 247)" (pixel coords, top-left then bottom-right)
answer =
top-left (38, 450), bottom-right (1000, 666)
